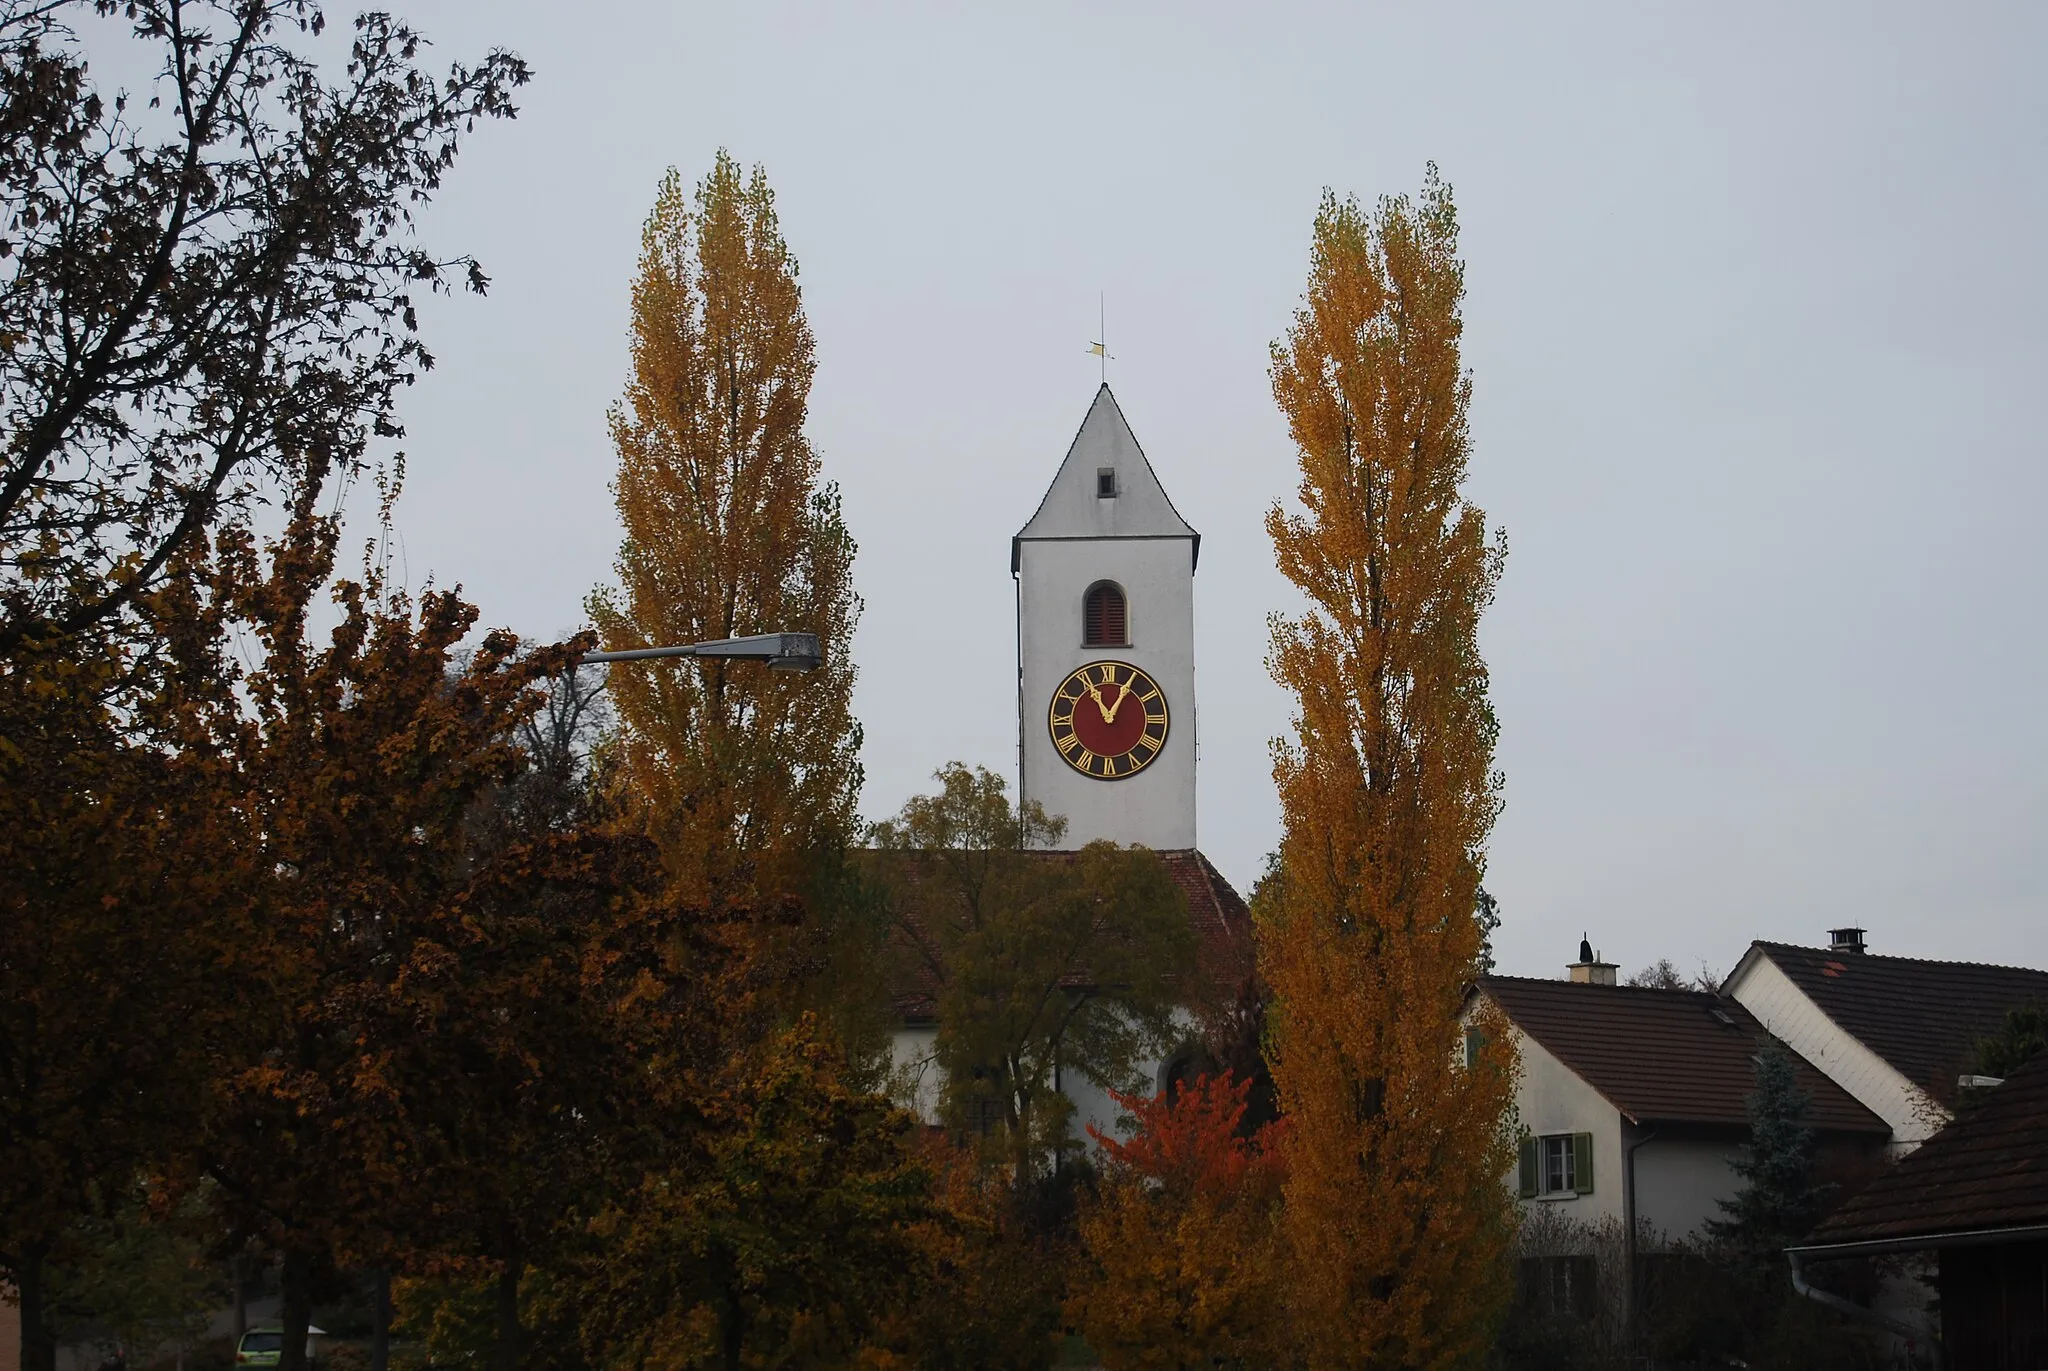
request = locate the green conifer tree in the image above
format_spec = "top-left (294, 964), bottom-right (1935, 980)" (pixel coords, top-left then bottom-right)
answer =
top-left (1707, 1041), bottom-right (1826, 1259)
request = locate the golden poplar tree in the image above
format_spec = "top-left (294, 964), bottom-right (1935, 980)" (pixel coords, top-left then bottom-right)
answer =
top-left (592, 153), bottom-right (862, 921)
top-left (1260, 170), bottom-right (1518, 1369)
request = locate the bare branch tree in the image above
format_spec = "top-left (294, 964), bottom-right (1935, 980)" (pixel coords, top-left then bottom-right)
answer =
top-left (0, 0), bottom-right (529, 654)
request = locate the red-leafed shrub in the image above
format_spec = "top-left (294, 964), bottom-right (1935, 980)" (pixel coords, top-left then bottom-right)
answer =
top-left (1070, 1073), bottom-right (1288, 1370)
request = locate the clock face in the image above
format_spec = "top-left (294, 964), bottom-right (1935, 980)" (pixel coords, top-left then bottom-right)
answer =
top-left (1048, 660), bottom-right (1170, 781)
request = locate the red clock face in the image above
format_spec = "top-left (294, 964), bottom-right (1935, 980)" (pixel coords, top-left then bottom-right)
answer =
top-left (1048, 660), bottom-right (1171, 781)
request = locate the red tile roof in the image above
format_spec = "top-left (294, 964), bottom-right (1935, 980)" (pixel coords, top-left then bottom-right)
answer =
top-left (1812, 1049), bottom-right (2048, 1244)
top-left (869, 847), bottom-right (1252, 1021)
top-left (1748, 942), bottom-right (2048, 1107)
top-left (1478, 976), bottom-right (1887, 1134)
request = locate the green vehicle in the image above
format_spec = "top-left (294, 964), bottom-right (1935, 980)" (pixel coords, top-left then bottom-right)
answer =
top-left (234, 1326), bottom-right (321, 1366)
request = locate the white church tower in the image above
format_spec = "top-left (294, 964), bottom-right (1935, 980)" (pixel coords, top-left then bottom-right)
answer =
top-left (1013, 385), bottom-right (1198, 850)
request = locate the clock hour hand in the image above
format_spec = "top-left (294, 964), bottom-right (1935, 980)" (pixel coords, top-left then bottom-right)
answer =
top-left (1097, 678), bottom-right (1129, 724)
top-left (1084, 680), bottom-right (1112, 721)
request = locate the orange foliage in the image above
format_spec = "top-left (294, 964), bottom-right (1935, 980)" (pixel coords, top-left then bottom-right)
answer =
top-left (1070, 1075), bottom-right (1287, 1371)
top-left (1089, 1072), bottom-right (1282, 1199)
top-left (1261, 171), bottom-right (1520, 1368)
top-left (591, 152), bottom-right (862, 930)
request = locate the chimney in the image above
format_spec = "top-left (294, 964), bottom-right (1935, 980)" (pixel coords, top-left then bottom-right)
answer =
top-left (1828, 927), bottom-right (1867, 955)
top-left (1568, 933), bottom-right (1618, 987)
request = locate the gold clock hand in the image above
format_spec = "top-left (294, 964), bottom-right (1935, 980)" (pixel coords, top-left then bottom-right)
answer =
top-left (1084, 680), bottom-right (1112, 720)
top-left (1099, 678), bottom-right (1130, 723)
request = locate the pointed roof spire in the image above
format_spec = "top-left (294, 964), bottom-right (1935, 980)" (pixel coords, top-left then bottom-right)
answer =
top-left (1012, 385), bottom-right (1198, 572)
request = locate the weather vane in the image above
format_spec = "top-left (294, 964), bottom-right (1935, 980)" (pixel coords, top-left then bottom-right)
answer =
top-left (1087, 293), bottom-right (1113, 383)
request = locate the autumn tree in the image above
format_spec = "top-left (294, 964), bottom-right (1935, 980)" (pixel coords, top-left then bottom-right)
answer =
top-left (577, 1017), bottom-right (931, 1371)
top-left (0, 633), bottom-right (236, 1371)
top-left (864, 1138), bottom-right (1067, 1371)
top-left (869, 763), bottom-right (1197, 1183)
top-left (1260, 171), bottom-right (1519, 1368)
top-left (590, 153), bottom-right (863, 943)
top-left (0, 0), bottom-right (527, 656)
top-left (189, 500), bottom-right (580, 1371)
top-left (1069, 1074), bottom-right (1287, 1371)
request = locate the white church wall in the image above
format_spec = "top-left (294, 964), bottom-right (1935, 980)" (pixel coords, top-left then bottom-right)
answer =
top-left (1017, 534), bottom-right (1196, 851)
top-left (887, 1025), bottom-right (942, 1124)
top-left (884, 1013), bottom-right (1198, 1160)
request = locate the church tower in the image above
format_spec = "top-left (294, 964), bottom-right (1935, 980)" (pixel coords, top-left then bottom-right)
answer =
top-left (1014, 386), bottom-right (1198, 849)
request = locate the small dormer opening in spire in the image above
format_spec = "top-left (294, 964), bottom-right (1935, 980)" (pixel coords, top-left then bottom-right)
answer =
top-left (1096, 467), bottom-right (1117, 499)
top-left (1083, 581), bottom-right (1128, 646)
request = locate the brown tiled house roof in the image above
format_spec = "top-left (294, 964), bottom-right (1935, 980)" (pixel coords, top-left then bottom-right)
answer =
top-left (1748, 942), bottom-right (2048, 1107)
top-left (869, 847), bottom-right (1252, 1021)
top-left (1478, 976), bottom-right (1887, 1134)
top-left (1813, 1049), bottom-right (2048, 1244)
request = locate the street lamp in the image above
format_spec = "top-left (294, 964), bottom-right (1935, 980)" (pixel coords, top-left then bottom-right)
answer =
top-left (576, 631), bottom-right (824, 672)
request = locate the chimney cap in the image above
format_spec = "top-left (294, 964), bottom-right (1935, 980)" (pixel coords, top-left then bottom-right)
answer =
top-left (1828, 927), bottom-right (1867, 954)
top-left (1578, 934), bottom-right (1594, 964)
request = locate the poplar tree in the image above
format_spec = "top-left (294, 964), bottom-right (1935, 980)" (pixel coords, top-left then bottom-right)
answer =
top-left (591, 153), bottom-right (862, 936)
top-left (1260, 171), bottom-right (1518, 1368)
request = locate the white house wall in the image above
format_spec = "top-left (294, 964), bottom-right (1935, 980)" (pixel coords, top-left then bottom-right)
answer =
top-left (1633, 1140), bottom-right (1745, 1243)
top-left (1725, 954), bottom-right (1943, 1146)
top-left (1502, 1021), bottom-right (1627, 1228)
top-left (1495, 1008), bottom-right (1752, 1244)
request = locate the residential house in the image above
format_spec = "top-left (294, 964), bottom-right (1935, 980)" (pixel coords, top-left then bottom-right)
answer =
top-left (1474, 961), bottom-right (1889, 1245)
top-left (1725, 930), bottom-right (2048, 1147)
top-left (1469, 946), bottom-right (1890, 1333)
top-left (1790, 1047), bottom-right (2048, 1370)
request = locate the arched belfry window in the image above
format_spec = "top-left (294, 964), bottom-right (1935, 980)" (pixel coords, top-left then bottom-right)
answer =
top-left (1083, 582), bottom-right (1128, 646)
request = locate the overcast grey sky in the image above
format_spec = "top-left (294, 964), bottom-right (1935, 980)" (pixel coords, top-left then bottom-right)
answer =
top-left (362, 2), bottom-right (2045, 980)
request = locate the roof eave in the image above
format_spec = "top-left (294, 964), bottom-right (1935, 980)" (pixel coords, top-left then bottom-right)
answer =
top-left (1789, 1223), bottom-right (2048, 1259)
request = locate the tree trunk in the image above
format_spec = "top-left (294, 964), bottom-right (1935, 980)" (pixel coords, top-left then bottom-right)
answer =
top-left (18, 1239), bottom-right (55, 1371)
top-left (278, 1249), bottom-right (314, 1371)
top-left (490, 1257), bottom-right (522, 1371)
top-left (719, 1291), bottom-right (745, 1371)
top-left (232, 1253), bottom-right (248, 1343)
top-left (370, 1268), bottom-right (391, 1371)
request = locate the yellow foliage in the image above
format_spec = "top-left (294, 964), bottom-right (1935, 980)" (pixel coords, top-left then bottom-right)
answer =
top-left (1261, 170), bottom-right (1520, 1369)
top-left (591, 152), bottom-right (863, 921)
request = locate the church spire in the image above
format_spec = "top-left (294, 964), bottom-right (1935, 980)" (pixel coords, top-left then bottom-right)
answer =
top-left (1012, 385), bottom-right (1199, 573)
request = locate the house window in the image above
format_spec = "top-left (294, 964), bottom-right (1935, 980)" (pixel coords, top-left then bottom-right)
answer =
top-left (961, 1094), bottom-right (1003, 1138)
top-left (1518, 1132), bottom-right (1594, 1199)
top-left (1542, 1135), bottom-right (1576, 1194)
top-left (1097, 467), bottom-right (1117, 498)
top-left (1083, 582), bottom-right (1127, 646)
top-left (1516, 1254), bottom-right (1598, 1322)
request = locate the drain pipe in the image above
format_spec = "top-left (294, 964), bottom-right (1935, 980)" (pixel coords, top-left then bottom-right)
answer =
top-left (1621, 1126), bottom-right (1657, 1353)
top-left (1787, 1249), bottom-right (1939, 1369)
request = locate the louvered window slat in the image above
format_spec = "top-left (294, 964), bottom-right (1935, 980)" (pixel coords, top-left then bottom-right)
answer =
top-left (1084, 584), bottom-right (1126, 646)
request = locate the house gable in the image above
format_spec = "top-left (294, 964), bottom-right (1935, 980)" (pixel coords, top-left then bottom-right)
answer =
top-left (1468, 991), bottom-right (1626, 1229)
top-left (1724, 946), bottom-right (1943, 1145)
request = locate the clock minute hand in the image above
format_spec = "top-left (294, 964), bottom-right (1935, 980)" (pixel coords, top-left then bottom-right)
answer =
top-left (1098, 680), bottom-right (1130, 724)
top-left (1084, 680), bottom-right (1112, 721)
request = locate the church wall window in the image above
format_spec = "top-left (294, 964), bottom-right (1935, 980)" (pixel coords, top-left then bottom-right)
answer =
top-left (1096, 467), bottom-right (1117, 498)
top-left (1083, 581), bottom-right (1128, 647)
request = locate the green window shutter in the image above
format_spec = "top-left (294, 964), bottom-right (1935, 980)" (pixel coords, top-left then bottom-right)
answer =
top-left (1517, 1137), bottom-right (1539, 1198)
top-left (1572, 1132), bottom-right (1595, 1195)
